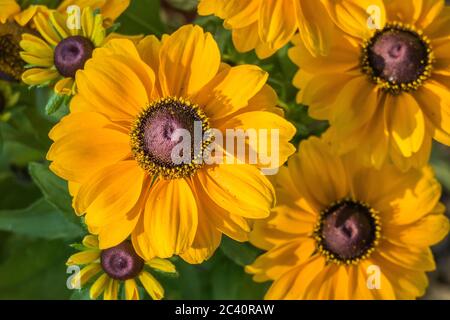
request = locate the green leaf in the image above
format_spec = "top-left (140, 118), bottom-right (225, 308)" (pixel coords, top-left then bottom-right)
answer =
top-left (0, 172), bottom-right (41, 209)
top-left (28, 162), bottom-right (80, 225)
top-left (117, 0), bottom-right (166, 36)
top-left (210, 254), bottom-right (269, 299)
top-left (45, 93), bottom-right (68, 115)
top-left (220, 236), bottom-right (262, 267)
top-left (0, 236), bottom-right (73, 299)
top-left (0, 198), bottom-right (84, 240)
top-left (70, 288), bottom-right (92, 300)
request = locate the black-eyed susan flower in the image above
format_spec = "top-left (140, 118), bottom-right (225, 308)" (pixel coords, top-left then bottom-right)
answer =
top-left (246, 136), bottom-right (449, 300)
top-left (67, 235), bottom-right (175, 300)
top-left (47, 25), bottom-right (296, 264)
top-left (0, 80), bottom-right (20, 121)
top-left (290, 0), bottom-right (450, 171)
top-left (197, 0), bottom-right (333, 59)
top-left (0, 0), bottom-right (129, 82)
top-left (19, 7), bottom-right (107, 96)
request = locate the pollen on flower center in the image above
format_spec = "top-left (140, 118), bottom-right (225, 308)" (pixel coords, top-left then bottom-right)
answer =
top-left (130, 97), bottom-right (211, 179)
top-left (0, 22), bottom-right (28, 81)
top-left (54, 36), bottom-right (95, 78)
top-left (315, 199), bottom-right (381, 265)
top-left (100, 241), bottom-right (144, 281)
top-left (361, 22), bottom-right (434, 94)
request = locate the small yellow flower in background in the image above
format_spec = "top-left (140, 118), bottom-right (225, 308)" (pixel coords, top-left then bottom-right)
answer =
top-left (67, 234), bottom-right (175, 300)
top-left (246, 136), bottom-right (449, 300)
top-left (197, 0), bottom-right (333, 59)
top-left (290, 0), bottom-right (450, 172)
top-left (47, 24), bottom-right (296, 264)
top-left (0, 80), bottom-right (20, 121)
top-left (20, 7), bottom-right (106, 96)
top-left (0, 0), bottom-right (129, 82)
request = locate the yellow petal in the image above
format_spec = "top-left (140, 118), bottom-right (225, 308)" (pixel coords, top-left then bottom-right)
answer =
top-left (20, 33), bottom-right (54, 58)
top-left (194, 64), bottom-right (268, 120)
top-left (72, 263), bottom-right (102, 288)
top-left (34, 12), bottom-right (62, 46)
top-left (323, 0), bottom-right (386, 39)
top-left (159, 25), bottom-right (220, 97)
top-left (54, 77), bottom-right (75, 96)
top-left (385, 204), bottom-right (449, 248)
top-left (146, 258), bottom-right (177, 274)
top-left (258, 0), bottom-right (297, 51)
top-left (95, 189), bottom-right (144, 249)
top-left (415, 81), bottom-right (450, 139)
top-left (247, 239), bottom-right (315, 281)
top-left (144, 179), bottom-right (198, 258)
top-left (66, 250), bottom-right (100, 265)
top-left (137, 35), bottom-right (161, 77)
top-left (89, 273), bottom-right (109, 300)
top-left (297, 137), bottom-right (350, 207)
top-left (296, 0), bottom-right (334, 56)
top-left (124, 279), bottom-right (140, 300)
top-left (20, 52), bottom-right (54, 68)
top-left (139, 271), bottom-right (164, 300)
top-left (231, 23), bottom-right (259, 53)
top-left (82, 234), bottom-right (99, 249)
top-left (132, 215), bottom-right (155, 261)
top-left (193, 178), bottom-right (251, 242)
top-left (49, 111), bottom-right (116, 141)
top-left (386, 93), bottom-right (425, 158)
top-left (21, 68), bottom-right (59, 86)
top-left (78, 54), bottom-right (152, 120)
top-left (47, 128), bottom-right (130, 183)
top-left (264, 255), bottom-right (326, 299)
top-left (103, 278), bottom-right (119, 300)
top-left (180, 207), bottom-right (222, 264)
top-left (218, 111), bottom-right (296, 170)
top-left (75, 161), bottom-right (144, 222)
top-left (195, 164), bottom-right (275, 219)
top-left (0, 0), bottom-right (20, 23)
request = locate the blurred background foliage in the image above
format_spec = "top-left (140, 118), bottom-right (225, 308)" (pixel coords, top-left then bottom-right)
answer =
top-left (0, 0), bottom-right (448, 299)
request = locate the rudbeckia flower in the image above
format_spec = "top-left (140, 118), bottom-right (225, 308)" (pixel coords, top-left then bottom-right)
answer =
top-left (67, 235), bottom-right (175, 300)
top-left (0, 80), bottom-right (20, 121)
top-left (247, 136), bottom-right (449, 300)
top-left (0, 0), bottom-right (129, 82)
top-left (47, 25), bottom-right (296, 264)
top-left (20, 7), bottom-right (108, 96)
top-left (197, 0), bottom-right (333, 59)
top-left (290, 0), bottom-right (450, 171)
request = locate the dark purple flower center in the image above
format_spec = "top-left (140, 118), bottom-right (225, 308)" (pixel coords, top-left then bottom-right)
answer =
top-left (54, 36), bottom-right (94, 78)
top-left (141, 101), bottom-right (202, 167)
top-left (367, 28), bottom-right (428, 84)
top-left (319, 200), bottom-right (377, 261)
top-left (100, 241), bottom-right (144, 280)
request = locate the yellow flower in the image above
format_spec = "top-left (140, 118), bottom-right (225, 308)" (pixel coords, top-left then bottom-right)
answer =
top-left (0, 80), bottom-right (20, 121)
top-left (246, 136), bottom-right (449, 300)
top-left (47, 25), bottom-right (296, 264)
top-left (290, 0), bottom-right (450, 171)
top-left (197, 0), bottom-right (333, 59)
top-left (0, 0), bottom-right (129, 81)
top-left (67, 235), bottom-right (175, 300)
top-left (20, 7), bottom-right (107, 96)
